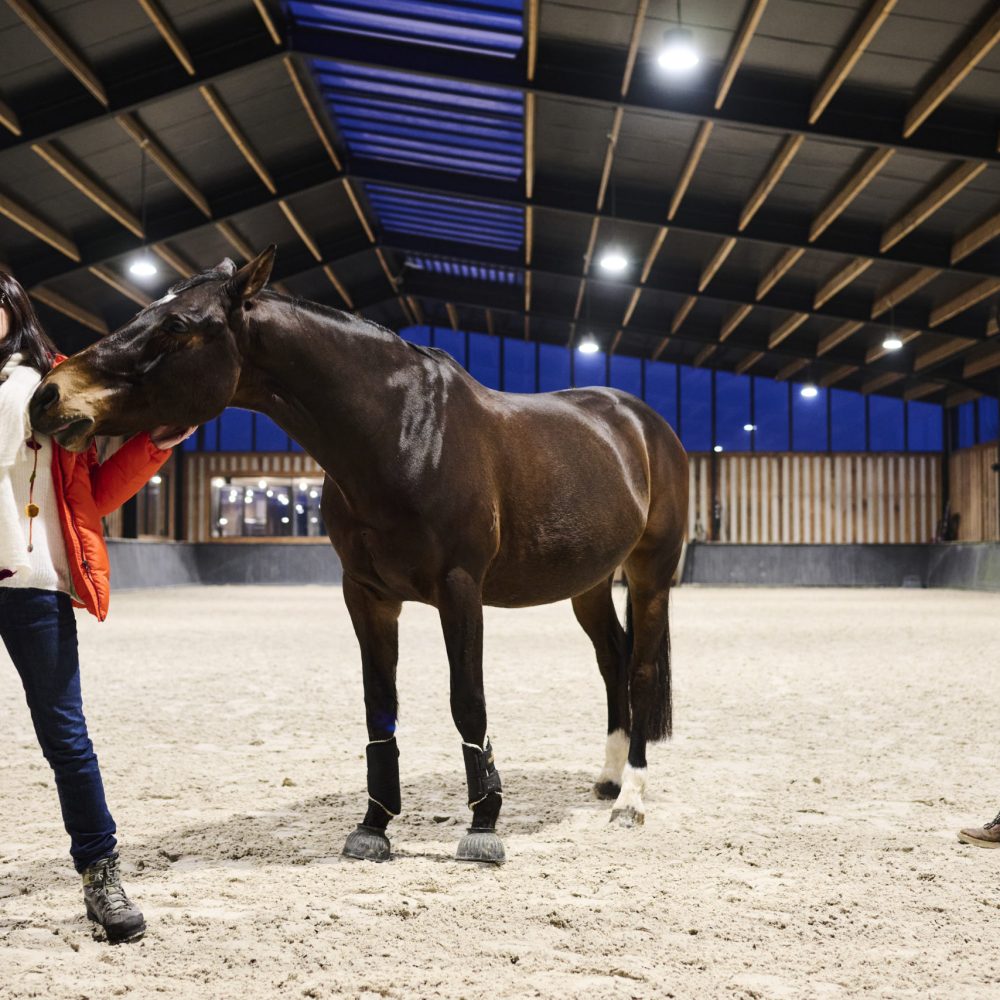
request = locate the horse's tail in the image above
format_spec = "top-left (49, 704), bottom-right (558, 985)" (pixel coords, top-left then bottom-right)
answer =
top-left (624, 586), bottom-right (672, 742)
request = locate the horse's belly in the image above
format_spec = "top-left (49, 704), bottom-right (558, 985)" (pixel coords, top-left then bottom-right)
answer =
top-left (482, 518), bottom-right (641, 607)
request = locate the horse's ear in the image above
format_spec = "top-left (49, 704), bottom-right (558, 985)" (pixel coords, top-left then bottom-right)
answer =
top-left (215, 258), bottom-right (238, 277)
top-left (228, 245), bottom-right (276, 302)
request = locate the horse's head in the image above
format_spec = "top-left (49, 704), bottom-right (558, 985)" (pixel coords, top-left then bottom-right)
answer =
top-left (30, 246), bottom-right (275, 452)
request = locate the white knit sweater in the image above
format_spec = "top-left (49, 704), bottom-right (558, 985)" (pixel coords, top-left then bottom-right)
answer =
top-left (0, 429), bottom-right (72, 594)
top-left (0, 357), bottom-right (72, 595)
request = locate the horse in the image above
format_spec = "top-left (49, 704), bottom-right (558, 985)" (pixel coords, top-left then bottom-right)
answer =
top-left (30, 247), bottom-right (689, 864)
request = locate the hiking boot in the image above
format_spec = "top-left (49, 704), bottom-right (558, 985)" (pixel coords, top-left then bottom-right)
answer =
top-left (82, 853), bottom-right (146, 943)
top-left (958, 810), bottom-right (1000, 849)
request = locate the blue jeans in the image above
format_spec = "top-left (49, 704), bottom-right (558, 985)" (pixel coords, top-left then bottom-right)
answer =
top-left (1, 588), bottom-right (117, 872)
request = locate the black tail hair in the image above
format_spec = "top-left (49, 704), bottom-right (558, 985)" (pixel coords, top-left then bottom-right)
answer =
top-left (624, 587), bottom-right (673, 742)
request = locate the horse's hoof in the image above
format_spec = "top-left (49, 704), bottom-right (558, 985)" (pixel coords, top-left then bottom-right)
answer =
top-left (610, 806), bottom-right (645, 828)
top-left (594, 780), bottom-right (621, 800)
top-left (342, 824), bottom-right (391, 862)
top-left (456, 828), bottom-right (506, 864)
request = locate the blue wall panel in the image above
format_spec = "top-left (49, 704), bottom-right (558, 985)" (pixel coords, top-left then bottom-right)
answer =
top-left (468, 331), bottom-right (500, 389)
top-left (504, 339), bottom-right (535, 392)
top-left (754, 377), bottom-right (789, 452)
top-left (715, 371), bottom-right (751, 452)
top-left (574, 350), bottom-right (605, 388)
top-left (680, 366), bottom-right (711, 452)
top-left (831, 389), bottom-right (866, 451)
top-left (792, 385), bottom-right (827, 451)
top-left (869, 396), bottom-right (905, 451)
top-left (538, 343), bottom-right (570, 391)
top-left (645, 361), bottom-right (678, 430)
top-left (907, 401), bottom-right (942, 452)
top-left (609, 355), bottom-right (642, 398)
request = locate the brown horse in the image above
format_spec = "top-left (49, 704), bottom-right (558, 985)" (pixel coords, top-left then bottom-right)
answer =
top-left (30, 247), bottom-right (688, 864)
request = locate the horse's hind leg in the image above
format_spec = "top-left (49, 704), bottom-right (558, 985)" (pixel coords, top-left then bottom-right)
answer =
top-left (571, 577), bottom-right (630, 799)
top-left (340, 574), bottom-right (403, 862)
top-left (611, 548), bottom-right (678, 828)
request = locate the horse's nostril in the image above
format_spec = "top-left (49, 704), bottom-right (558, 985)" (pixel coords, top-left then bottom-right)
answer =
top-left (34, 382), bottom-right (59, 413)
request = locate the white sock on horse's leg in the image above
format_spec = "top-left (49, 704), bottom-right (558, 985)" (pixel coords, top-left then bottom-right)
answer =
top-left (611, 763), bottom-right (647, 825)
top-left (597, 729), bottom-right (629, 786)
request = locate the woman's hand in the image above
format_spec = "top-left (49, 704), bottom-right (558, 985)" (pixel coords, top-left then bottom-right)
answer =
top-left (150, 425), bottom-right (197, 450)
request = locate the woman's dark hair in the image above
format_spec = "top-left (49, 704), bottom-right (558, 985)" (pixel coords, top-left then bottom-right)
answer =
top-left (0, 269), bottom-right (58, 374)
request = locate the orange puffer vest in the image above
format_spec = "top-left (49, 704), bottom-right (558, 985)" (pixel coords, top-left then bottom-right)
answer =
top-left (46, 357), bottom-right (172, 620)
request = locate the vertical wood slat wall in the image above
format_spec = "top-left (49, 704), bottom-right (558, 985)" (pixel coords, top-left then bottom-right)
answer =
top-left (135, 448), bottom-right (1000, 545)
top-left (688, 452), bottom-right (942, 544)
top-left (949, 442), bottom-right (1000, 543)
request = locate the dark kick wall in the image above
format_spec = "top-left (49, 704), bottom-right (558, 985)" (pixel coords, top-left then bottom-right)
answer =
top-left (107, 541), bottom-right (343, 589)
top-left (107, 541), bottom-right (1000, 593)
top-left (683, 543), bottom-right (1000, 591)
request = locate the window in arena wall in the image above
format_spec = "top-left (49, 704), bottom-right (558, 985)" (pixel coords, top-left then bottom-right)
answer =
top-left (211, 477), bottom-right (325, 538)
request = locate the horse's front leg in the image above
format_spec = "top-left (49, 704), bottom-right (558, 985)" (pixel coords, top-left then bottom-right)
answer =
top-left (439, 568), bottom-right (505, 864)
top-left (340, 574), bottom-right (403, 862)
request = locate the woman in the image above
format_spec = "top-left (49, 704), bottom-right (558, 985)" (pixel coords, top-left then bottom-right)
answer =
top-left (0, 269), bottom-right (193, 942)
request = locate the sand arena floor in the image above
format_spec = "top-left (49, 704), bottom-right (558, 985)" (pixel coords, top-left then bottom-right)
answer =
top-left (1, 584), bottom-right (1000, 999)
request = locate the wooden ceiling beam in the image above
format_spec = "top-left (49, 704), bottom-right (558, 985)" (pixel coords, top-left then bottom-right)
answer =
top-left (32, 141), bottom-right (142, 236)
top-left (809, 0), bottom-right (897, 123)
top-left (524, 92), bottom-right (536, 199)
top-left (768, 311), bottom-right (809, 348)
top-left (595, 106), bottom-right (624, 212)
top-left (964, 347), bottom-right (1000, 379)
top-left (151, 241), bottom-right (195, 278)
top-left (200, 85), bottom-right (276, 194)
top-left (715, 0), bottom-right (770, 109)
top-left (622, 286), bottom-right (642, 327)
top-left (692, 344), bottom-right (716, 367)
top-left (29, 285), bottom-right (107, 334)
top-left (698, 236), bottom-right (737, 292)
top-left (865, 328), bottom-right (919, 364)
top-left (929, 277), bottom-right (1000, 327)
top-left (87, 264), bottom-right (152, 308)
top-left (651, 336), bottom-right (670, 361)
top-left (6, 0), bottom-right (107, 105)
top-left (756, 247), bottom-right (804, 300)
top-left (137, 0), bottom-right (195, 75)
top-left (115, 113), bottom-right (210, 218)
top-left (914, 337), bottom-right (976, 371)
top-left (871, 267), bottom-right (942, 318)
top-left (720, 304), bottom-right (753, 342)
top-left (819, 364), bottom-right (858, 388)
top-left (445, 302), bottom-right (459, 331)
top-left (861, 371), bottom-right (903, 394)
top-left (621, 0), bottom-right (649, 97)
top-left (809, 147), bottom-right (894, 242)
top-left (734, 350), bottom-right (764, 374)
top-left (903, 7), bottom-right (1000, 137)
top-left (283, 55), bottom-right (342, 171)
top-left (0, 94), bottom-right (21, 136)
top-left (250, 0), bottom-right (282, 46)
top-left (671, 295), bottom-right (697, 334)
top-left (814, 257), bottom-right (873, 309)
top-left (945, 387), bottom-right (981, 407)
top-left (526, 0), bottom-right (539, 81)
top-left (216, 220), bottom-right (255, 262)
top-left (739, 133), bottom-right (803, 231)
top-left (278, 199), bottom-right (322, 261)
top-left (880, 160), bottom-right (987, 252)
top-left (342, 177), bottom-right (376, 244)
top-left (322, 264), bottom-right (353, 309)
top-left (951, 208), bottom-right (1000, 264)
top-left (0, 190), bottom-right (79, 260)
top-left (775, 357), bottom-right (808, 381)
top-left (668, 121), bottom-right (713, 221)
top-left (484, 307), bottom-right (494, 336)
top-left (375, 247), bottom-right (399, 291)
top-left (639, 226), bottom-right (668, 284)
top-left (903, 382), bottom-right (943, 401)
top-left (816, 320), bottom-right (864, 357)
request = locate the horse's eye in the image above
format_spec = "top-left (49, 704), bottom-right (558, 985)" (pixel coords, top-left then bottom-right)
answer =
top-left (162, 317), bottom-right (186, 334)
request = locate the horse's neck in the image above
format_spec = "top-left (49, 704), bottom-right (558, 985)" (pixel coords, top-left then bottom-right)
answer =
top-left (231, 298), bottom-right (412, 483)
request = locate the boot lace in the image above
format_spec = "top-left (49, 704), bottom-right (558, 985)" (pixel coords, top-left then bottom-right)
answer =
top-left (984, 811), bottom-right (1000, 831)
top-left (87, 857), bottom-right (132, 914)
